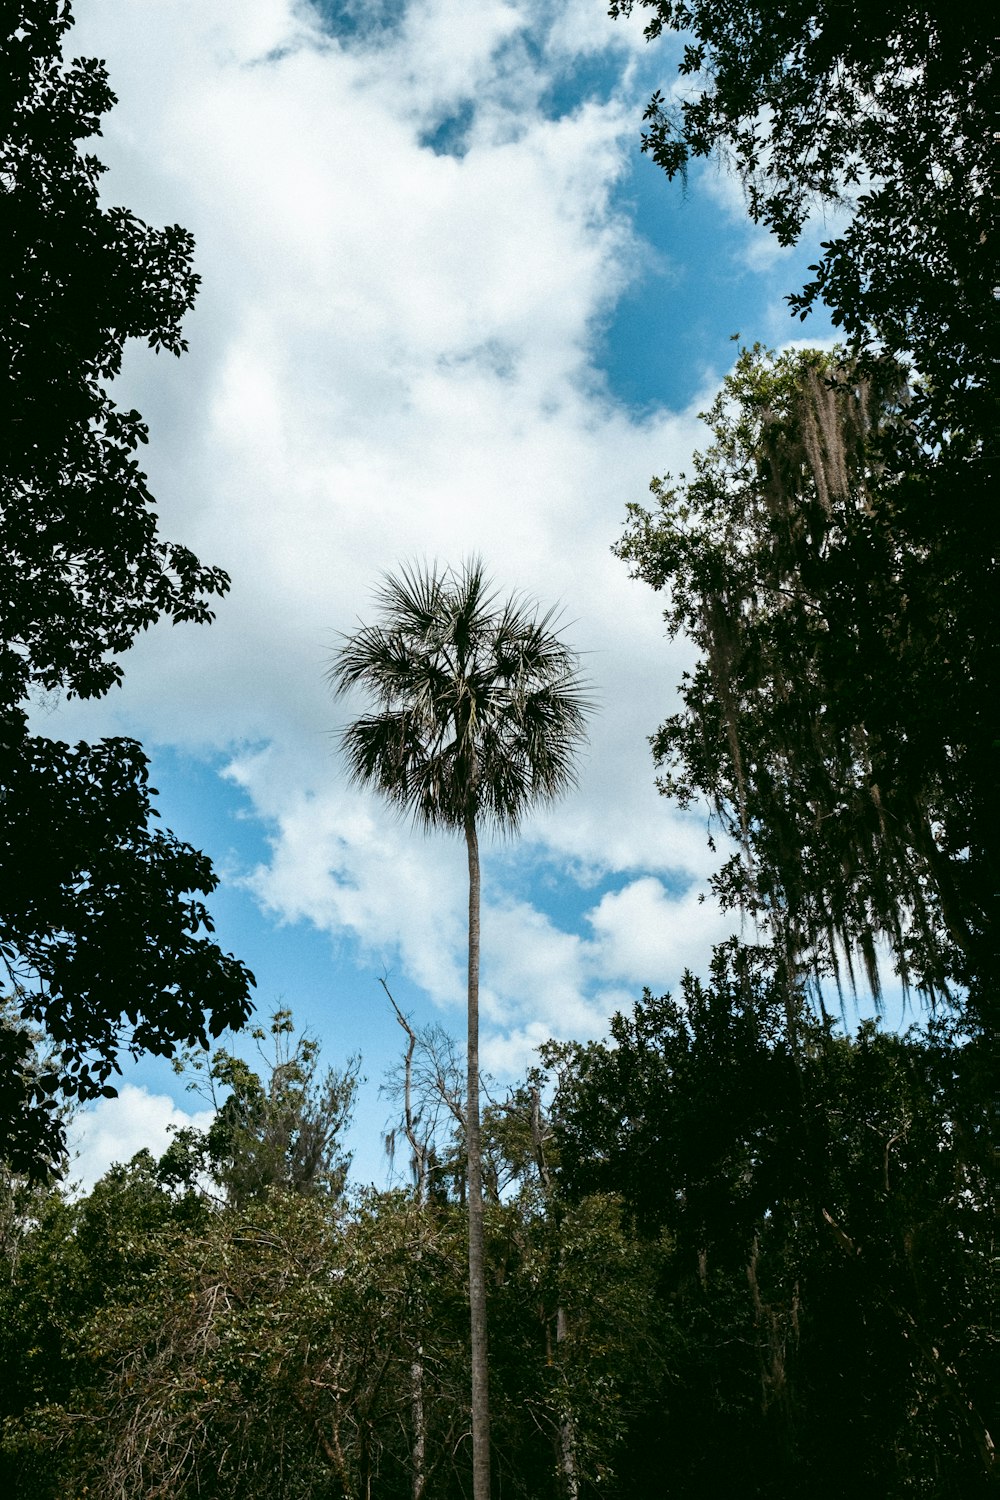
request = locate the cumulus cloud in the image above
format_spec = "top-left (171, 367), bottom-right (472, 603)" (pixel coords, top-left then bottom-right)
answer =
top-left (232, 757), bottom-right (471, 1006)
top-left (587, 875), bottom-right (741, 991)
top-left (45, 1), bottom-right (777, 1083)
top-left (66, 1087), bottom-right (215, 1198)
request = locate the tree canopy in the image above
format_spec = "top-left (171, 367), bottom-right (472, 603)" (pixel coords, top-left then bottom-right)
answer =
top-left (548, 942), bottom-right (997, 1497)
top-left (331, 559), bottom-right (591, 837)
top-left (0, 0), bottom-right (253, 1175)
top-left (611, 2), bottom-right (997, 434)
top-left (611, 6), bottom-right (999, 1020)
top-left (2, 973), bottom-right (993, 1499)
top-left (617, 345), bottom-right (995, 1013)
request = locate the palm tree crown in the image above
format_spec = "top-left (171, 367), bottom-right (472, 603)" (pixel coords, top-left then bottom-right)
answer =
top-left (329, 558), bottom-right (590, 834)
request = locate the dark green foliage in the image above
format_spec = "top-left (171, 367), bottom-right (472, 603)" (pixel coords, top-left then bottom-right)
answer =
top-left (611, 2), bottom-right (997, 436)
top-left (0, 1151), bottom-right (209, 1499)
top-left (549, 941), bottom-right (998, 1497)
top-left (0, 0), bottom-right (253, 1173)
top-left (613, 1), bottom-right (999, 1019)
top-left (489, 1190), bottom-right (670, 1496)
top-left (1, 1174), bottom-right (466, 1500)
top-left (618, 345), bottom-right (997, 1019)
top-left (0, 1007), bottom-right (65, 1178)
top-left (1, 990), bottom-right (993, 1498)
top-left (0, 1018), bottom-right (362, 1499)
top-left (1, 0), bottom-right (223, 706)
top-left (1, 724), bottom-right (253, 1101)
top-left (550, 941), bottom-right (801, 1250)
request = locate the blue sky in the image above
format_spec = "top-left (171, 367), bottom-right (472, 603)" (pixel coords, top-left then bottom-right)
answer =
top-left (53, 0), bottom-right (868, 1190)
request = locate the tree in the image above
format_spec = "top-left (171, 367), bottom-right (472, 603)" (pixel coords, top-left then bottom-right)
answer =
top-left (0, 1004), bottom-right (68, 1179)
top-left (163, 1009), bottom-right (359, 1208)
top-left (618, 344), bottom-right (995, 1018)
top-left (548, 940), bottom-right (997, 1497)
top-left (0, 1148), bottom-right (210, 1500)
top-left (381, 979), bottom-right (466, 1207)
top-left (610, 2), bottom-right (997, 438)
top-left (1, 0), bottom-right (254, 1172)
top-left (330, 559), bottom-right (590, 1500)
top-left (612, 2), bottom-right (999, 1015)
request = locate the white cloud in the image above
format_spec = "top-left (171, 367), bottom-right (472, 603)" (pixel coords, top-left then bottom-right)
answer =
top-left (545, 0), bottom-right (652, 61)
top-left (392, 0), bottom-right (528, 110)
top-left (481, 898), bottom-right (598, 1035)
top-left (44, 1), bottom-right (760, 1071)
top-left (66, 1086), bottom-right (215, 1198)
top-left (232, 758), bottom-right (471, 1006)
top-left (587, 875), bottom-right (740, 990)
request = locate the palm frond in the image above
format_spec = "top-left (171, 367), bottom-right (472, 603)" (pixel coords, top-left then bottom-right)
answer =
top-left (330, 560), bottom-right (592, 834)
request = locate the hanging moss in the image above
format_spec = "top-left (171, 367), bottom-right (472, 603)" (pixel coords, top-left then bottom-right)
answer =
top-left (616, 344), bottom-right (979, 1016)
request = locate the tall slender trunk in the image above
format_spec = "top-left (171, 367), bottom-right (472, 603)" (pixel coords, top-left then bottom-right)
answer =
top-left (382, 980), bottom-right (428, 1500)
top-left (410, 1350), bottom-right (426, 1500)
top-left (530, 1088), bottom-right (578, 1499)
top-left (555, 1303), bottom-right (579, 1500)
top-left (465, 812), bottom-right (491, 1500)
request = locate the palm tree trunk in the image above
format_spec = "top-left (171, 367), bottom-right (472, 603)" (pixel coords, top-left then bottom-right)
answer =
top-left (465, 811), bottom-right (491, 1500)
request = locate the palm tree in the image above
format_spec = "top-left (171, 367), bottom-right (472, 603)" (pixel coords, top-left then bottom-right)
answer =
top-left (329, 558), bottom-right (590, 1500)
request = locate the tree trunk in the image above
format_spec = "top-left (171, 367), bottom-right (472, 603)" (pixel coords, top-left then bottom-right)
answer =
top-left (410, 1352), bottom-right (427, 1500)
top-left (530, 1087), bottom-right (578, 1499)
top-left (465, 812), bottom-right (491, 1500)
top-left (555, 1302), bottom-right (579, 1500)
top-left (381, 979), bottom-right (429, 1500)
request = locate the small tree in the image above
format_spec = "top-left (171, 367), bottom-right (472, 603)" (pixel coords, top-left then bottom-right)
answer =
top-left (163, 1009), bottom-right (359, 1207)
top-left (330, 560), bottom-right (590, 1500)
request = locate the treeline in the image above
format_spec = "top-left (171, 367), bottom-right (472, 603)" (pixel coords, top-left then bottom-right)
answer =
top-left (0, 955), bottom-right (994, 1499)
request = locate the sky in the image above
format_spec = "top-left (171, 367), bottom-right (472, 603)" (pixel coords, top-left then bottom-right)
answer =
top-left (49, 0), bottom-right (877, 1191)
